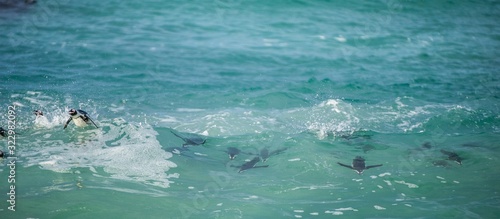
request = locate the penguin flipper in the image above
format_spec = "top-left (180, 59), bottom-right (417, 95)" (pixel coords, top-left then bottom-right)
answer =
top-left (337, 162), bottom-right (354, 170)
top-left (366, 164), bottom-right (383, 169)
top-left (63, 117), bottom-right (72, 129)
top-left (171, 131), bottom-right (187, 142)
top-left (87, 116), bottom-right (99, 128)
top-left (253, 165), bottom-right (269, 168)
top-left (270, 148), bottom-right (288, 156)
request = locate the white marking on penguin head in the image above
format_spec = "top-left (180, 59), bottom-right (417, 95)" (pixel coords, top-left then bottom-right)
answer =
top-left (34, 110), bottom-right (44, 116)
top-left (69, 109), bottom-right (77, 116)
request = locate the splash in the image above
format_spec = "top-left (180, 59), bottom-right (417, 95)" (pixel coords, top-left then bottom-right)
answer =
top-left (23, 118), bottom-right (178, 188)
top-left (305, 99), bottom-right (360, 139)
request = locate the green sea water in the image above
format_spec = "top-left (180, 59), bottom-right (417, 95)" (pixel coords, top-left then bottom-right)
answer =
top-left (1, 0), bottom-right (499, 218)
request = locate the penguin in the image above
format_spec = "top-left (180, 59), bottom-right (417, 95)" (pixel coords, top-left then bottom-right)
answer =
top-left (422, 142), bottom-right (432, 149)
top-left (170, 130), bottom-right (206, 147)
top-left (260, 148), bottom-right (270, 162)
top-left (259, 147), bottom-right (288, 162)
top-left (0, 127), bottom-right (6, 138)
top-left (359, 144), bottom-right (375, 153)
top-left (0, 149), bottom-right (4, 158)
top-left (34, 110), bottom-right (50, 127)
top-left (337, 156), bottom-right (383, 174)
top-left (34, 110), bottom-right (43, 117)
top-left (0, 0), bottom-right (36, 8)
top-left (226, 147), bottom-right (241, 160)
top-left (232, 157), bottom-right (269, 173)
top-left (63, 109), bottom-right (98, 129)
top-left (440, 150), bottom-right (463, 165)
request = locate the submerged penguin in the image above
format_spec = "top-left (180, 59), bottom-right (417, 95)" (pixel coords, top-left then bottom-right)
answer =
top-left (259, 147), bottom-right (288, 162)
top-left (337, 156), bottom-right (383, 174)
top-left (0, 127), bottom-right (6, 138)
top-left (226, 147), bottom-right (241, 160)
top-left (260, 148), bottom-right (270, 162)
top-left (0, 0), bottom-right (36, 8)
top-left (63, 109), bottom-right (98, 129)
top-left (440, 150), bottom-right (463, 165)
top-left (170, 131), bottom-right (206, 147)
top-left (233, 157), bottom-right (269, 173)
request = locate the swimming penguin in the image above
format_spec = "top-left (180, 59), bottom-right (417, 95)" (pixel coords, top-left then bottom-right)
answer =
top-left (170, 131), bottom-right (206, 147)
top-left (259, 147), bottom-right (288, 162)
top-left (0, 0), bottom-right (35, 8)
top-left (260, 148), bottom-right (270, 162)
top-left (233, 157), bottom-right (269, 173)
top-left (34, 110), bottom-right (50, 127)
top-left (226, 147), bottom-right (241, 160)
top-left (422, 142), bottom-right (432, 149)
top-left (359, 144), bottom-right (375, 153)
top-left (0, 127), bottom-right (6, 138)
top-left (34, 110), bottom-right (43, 116)
top-left (0, 149), bottom-right (4, 158)
top-left (63, 109), bottom-right (98, 129)
top-left (440, 150), bottom-right (463, 165)
top-left (337, 156), bottom-right (383, 174)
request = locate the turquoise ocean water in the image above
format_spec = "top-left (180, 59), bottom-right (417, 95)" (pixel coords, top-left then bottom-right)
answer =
top-left (1, 0), bottom-right (499, 218)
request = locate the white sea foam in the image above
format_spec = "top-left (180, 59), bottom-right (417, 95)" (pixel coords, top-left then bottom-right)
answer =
top-left (335, 207), bottom-right (358, 212)
top-left (325, 210), bottom-right (343, 215)
top-left (379, 172), bottom-right (391, 177)
top-left (307, 99), bottom-right (360, 139)
top-left (177, 108), bottom-right (205, 112)
top-left (394, 180), bottom-right (419, 188)
top-left (334, 36), bottom-right (346, 42)
top-left (243, 195), bottom-right (258, 200)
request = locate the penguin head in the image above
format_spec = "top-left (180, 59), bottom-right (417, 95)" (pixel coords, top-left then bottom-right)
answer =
top-left (69, 109), bottom-right (77, 116)
top-left (34, 110), bottom-right (44, 116)
top-left (0, 127), bottom-right (5, 137)
top-left (0, 150), bottom-right (4, 158)
top-left (354, 156), bottom-right (365, 161)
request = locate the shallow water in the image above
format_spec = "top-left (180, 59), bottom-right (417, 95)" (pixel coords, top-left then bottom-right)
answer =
top-left (1, 0), bottom-right (499, 218)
